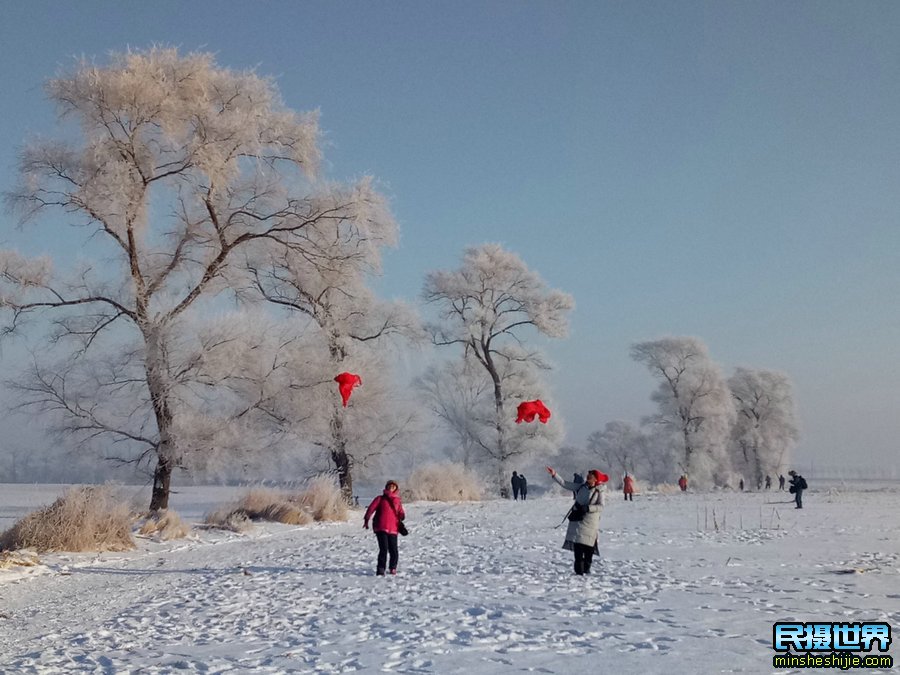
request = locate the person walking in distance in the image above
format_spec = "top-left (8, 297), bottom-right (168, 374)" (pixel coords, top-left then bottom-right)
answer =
top-left (546, 466), bottom-right (608, 575)
top-left (363, 480), bottom-right (406, 576)
top-left (623, 473), bottom-right (635, 502)
top-left (511, 471), bottom-right (522, 500)
top-left (519, 474), bottom-right (528, 500)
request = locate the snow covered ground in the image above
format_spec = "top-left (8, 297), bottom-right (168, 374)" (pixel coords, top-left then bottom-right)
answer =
top-left (0, 480), bottom-right (897, 673)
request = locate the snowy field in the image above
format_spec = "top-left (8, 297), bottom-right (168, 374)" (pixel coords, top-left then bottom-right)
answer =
top-left (1, 481), bottom-right (898, 674)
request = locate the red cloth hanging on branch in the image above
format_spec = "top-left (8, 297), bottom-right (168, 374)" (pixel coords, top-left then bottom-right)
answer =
top-left (334, 372), bottom-right (362, 407)
top-left (515, 399), bottom-right (551, 424)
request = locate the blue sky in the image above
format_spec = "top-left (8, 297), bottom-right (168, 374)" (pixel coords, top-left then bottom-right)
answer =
top-left (2, 2), bottom-right (899, 472)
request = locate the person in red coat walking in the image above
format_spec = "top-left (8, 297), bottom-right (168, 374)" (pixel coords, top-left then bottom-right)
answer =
top-left (364, 480), bottom-right (406, 576)
top-left (623, 473), bottom-right (635, 501)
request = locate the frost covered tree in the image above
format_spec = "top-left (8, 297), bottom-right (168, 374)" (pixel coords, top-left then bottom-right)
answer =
top-left (417, 348), bottom-right (564, 480)
top-left (585, 420), bottom-right (674, 485)
top-left (0, 48), bottom-right (394, 510)
top-left (422, 245), bottom-right (572, 486)
top-left (245, 219), bottom-right (423, 500)
top-left (586, 421), bottom-right (643, 478)
top-left (416, 358), bottom-right (491, 468)
top-left (631, 337), bottom-right (736, 487)
top-left (728, 367), bottom-right (800, 487)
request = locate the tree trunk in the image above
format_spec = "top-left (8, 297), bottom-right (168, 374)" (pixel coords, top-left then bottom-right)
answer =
top-left (497, 462), bottom-right (507, 496)
top-left (752, 444), bottom-right (763, 490)
top-left (330, 409), bottom-right (354, 503)
top-left (150, 456), bottom-right (172, 511)
top-left (682, 427), bottom-right (694, 476)
top-left (485, 355), bottom-right (506, 489)
top-left (145, 327), bottom-right (175, 512)
top-left (332, 450), bottom-right (353, 502)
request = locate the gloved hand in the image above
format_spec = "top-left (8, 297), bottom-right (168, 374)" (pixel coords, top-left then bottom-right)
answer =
top-left (363, 522), bottom-right (369, 529)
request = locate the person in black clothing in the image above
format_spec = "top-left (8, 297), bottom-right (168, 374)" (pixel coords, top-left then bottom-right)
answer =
top-left (511, 471), bottom-right (521, 500)
top-left (778, 474), bottom-right (785, 490)
top-left (788, 470), bottom-right (807, 509)
top-left (571, 472), bottom-right (584, 498)
top-left (765, 475), bottom-right (772, 490)
top-left (519, 474), bottom-right (528, 500)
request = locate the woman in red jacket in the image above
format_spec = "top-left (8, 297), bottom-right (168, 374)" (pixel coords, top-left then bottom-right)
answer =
top-left (363, 480), bottom-right (406, 576)
top-left (623, 473), bottom-right (635, 501)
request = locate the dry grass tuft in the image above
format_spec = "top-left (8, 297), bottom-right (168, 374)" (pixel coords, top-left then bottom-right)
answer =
top-left (653, 482), bottom-right (681, 495)
top-left (204, 488), bottom-right (312, 531)
top-left (406, 463), bottom-right (485, 502)
top-left (0, 486), bottom-right (135, 553)
top-left (0, 549), bottom-right (41, 569)
top-left (291, 476), bottom-right (348, 521)
top-left (203, 508), bottom-right (253, 533)
top-left (205, 478), bottom-right (349, 531)
top-left (136, 509), bottom-right (191, 541)
top-left (255, 501), bottom-right (311, 525)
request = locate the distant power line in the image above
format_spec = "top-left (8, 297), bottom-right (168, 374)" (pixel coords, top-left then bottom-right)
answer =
top-left (798, 461), bottom-right (899, 480)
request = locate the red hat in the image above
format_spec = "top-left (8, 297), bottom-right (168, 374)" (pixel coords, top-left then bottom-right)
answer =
top-left (588, 470), bottom-right (609, 483)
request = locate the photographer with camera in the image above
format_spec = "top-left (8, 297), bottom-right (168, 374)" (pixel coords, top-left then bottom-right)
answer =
top-left (788, 470), bottom-right (807, 509)
top-left (546, 466), bottom-right (608, 575)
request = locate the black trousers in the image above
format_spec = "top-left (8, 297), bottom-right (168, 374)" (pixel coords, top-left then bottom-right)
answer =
top-left (794, 489), bottom-right (803, 508)
top-left (375, 531), bottom-right (399, 573)
top-left (512, 486), bottom-right (519, 500)
top-left (573, 543), bottom-right (596, 575)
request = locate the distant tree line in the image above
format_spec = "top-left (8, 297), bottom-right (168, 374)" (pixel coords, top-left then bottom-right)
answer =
top-left (579, 336), bottom-right (800, 489)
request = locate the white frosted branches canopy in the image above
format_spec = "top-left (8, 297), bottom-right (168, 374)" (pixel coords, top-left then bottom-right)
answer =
top-left (5, 47), bottom-right (333, 326)
top-left (631, 336), bottom-right (736, 487)
top-left (423, 244), bottom-right (574, 346)
top-left (0, 48), bottom-right (397, 511)
top-left (728, 367), bottom-right (800, 480)
top-left (47, 48), bottom-right (320, 181)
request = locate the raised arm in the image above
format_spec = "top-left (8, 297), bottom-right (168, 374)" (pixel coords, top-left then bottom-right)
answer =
top-left (546, 466), bottom-right (578, 492)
